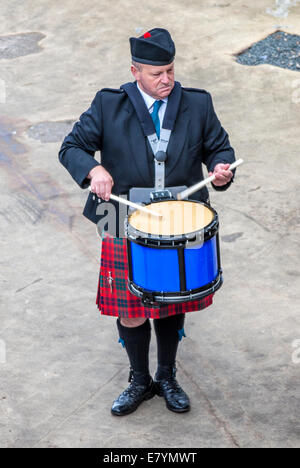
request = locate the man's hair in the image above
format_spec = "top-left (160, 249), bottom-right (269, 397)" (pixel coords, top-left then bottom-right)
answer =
top-left (132, 60), bottom-right (143, 71)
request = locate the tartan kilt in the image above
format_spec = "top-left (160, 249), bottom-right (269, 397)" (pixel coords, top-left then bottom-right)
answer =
top-left (96, 236), bottom-right (213, 319)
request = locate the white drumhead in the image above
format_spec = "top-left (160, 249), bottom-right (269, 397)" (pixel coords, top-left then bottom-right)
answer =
top-left (128, 200), bottom-right (214, 236)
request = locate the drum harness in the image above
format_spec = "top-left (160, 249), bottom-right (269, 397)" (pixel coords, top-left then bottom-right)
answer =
top-left (120, 81), bottom-right (186, 203)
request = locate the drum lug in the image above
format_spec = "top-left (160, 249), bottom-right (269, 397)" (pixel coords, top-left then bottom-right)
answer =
top-left (186, 230), bottom-right (204, 248)
top-left (141, 292), bottom-right (159, 308)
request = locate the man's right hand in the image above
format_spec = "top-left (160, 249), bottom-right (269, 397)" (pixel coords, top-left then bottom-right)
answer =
top-left (88, 165), bottom-right (114, 201)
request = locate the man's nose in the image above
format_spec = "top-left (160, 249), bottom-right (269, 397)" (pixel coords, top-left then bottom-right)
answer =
top-left (160, 72), bottom-right (169, 84)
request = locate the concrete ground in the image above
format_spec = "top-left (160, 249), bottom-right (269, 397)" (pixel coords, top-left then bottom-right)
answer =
top-left (0, 0), bottom-right (300, 448)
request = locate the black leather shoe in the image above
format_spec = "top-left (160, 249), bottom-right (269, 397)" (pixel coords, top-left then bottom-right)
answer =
top-left (111, 370), bottom-right (155, 416)
top-left (154, 367), bottom-right (190, 413)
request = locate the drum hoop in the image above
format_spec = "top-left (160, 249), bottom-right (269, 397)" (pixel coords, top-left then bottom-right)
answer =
top-left (128, 271), bottom-right (223, 305)
top-left (126, 200), bottom-right (218, 246)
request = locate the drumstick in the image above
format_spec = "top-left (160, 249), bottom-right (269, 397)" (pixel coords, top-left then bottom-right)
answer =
top-left (110, 194), bottom-right (162, 218)
top-left (177, 159), bottom-right (244, 200)
top-left (89, 187), bottom-right (162, 218)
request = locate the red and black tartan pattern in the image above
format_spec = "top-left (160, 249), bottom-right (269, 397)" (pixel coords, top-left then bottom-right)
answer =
top-left (96, 236), bottom-right (213, 319)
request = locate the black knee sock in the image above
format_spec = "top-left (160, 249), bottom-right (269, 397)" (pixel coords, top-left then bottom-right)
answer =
top-left (117, 318), bottom-right (151, 385)
top-left (154, 313), bottom-right (186, 380)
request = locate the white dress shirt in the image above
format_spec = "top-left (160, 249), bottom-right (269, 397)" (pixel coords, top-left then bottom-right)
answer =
top-left (137, 83), bottom-right (168, 136)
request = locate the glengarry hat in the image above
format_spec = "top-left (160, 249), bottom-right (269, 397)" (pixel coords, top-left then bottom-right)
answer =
top-left (130, 28), bottom-right (175, 66)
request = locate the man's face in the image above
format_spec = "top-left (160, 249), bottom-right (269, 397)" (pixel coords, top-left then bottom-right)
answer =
top-left (131, 62), bottom-right (175, 100)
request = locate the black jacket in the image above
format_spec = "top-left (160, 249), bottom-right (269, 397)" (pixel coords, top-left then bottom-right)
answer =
top-left (59, 82), bottom-right (235, 223)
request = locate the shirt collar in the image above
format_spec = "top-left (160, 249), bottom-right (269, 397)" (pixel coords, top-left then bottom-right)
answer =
top-left (136, 82), bottom-right (168, 110)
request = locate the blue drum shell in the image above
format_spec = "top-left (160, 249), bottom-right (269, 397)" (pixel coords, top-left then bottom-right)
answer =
top-left (129, 236), bottom-right (219, 293)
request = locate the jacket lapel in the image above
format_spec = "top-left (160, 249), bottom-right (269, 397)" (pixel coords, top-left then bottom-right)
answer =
top-left (123, 102), bottom-right (153, 186)
top-left (121, 81), bottom-right (189, 186)
top-left (165, 100), bottom-right (188, 178)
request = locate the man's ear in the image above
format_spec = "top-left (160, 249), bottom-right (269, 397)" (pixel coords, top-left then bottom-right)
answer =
top-left (131, 65), bottom-right (138, 79)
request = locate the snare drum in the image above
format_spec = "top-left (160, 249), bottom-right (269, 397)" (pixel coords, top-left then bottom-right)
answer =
top-left (126, 200), bottom-right (223, 306)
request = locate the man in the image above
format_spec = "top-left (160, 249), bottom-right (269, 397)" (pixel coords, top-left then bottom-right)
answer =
top-left (59, 28), bottom-right (235, 416)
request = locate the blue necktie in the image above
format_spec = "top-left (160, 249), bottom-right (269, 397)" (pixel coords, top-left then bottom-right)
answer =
top-left (151, 100), bottom-right (163, 139)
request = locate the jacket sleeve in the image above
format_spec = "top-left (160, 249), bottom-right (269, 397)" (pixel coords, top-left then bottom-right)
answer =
top-left (202, 92), bottom-right (236, 191)
top-left (58, 91), bottom-right (102, 189)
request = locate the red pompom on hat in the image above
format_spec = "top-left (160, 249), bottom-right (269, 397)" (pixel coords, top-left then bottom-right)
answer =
top-left (143, 32), bottom-right (152, 38)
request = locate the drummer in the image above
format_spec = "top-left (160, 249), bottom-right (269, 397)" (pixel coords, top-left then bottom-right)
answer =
top-left (59, 28), bottom-right (235, 416)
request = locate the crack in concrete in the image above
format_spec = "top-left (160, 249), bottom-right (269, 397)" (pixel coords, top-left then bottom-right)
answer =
top-left (15, 278), bottom-right (43, 293)
top-left (0, 209), bottom-right (13, 224)
top-left (177, 360), bottom-right (240, 448)
top-left (217, 202), bottom-right (271, 233)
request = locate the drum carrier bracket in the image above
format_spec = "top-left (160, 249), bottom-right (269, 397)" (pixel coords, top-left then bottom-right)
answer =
top-left (150, 189), bottom-right (172, 202)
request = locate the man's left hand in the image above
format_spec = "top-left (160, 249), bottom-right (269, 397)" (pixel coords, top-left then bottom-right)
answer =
top-left (208, 163), bottom-right (233, 187)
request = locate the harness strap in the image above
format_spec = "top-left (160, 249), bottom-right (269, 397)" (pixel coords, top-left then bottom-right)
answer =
top-left (120, 82), bottom-right (182, 190)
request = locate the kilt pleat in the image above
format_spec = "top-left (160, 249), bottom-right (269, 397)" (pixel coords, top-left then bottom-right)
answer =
top-left (96, 236), bottom-right (213, 319)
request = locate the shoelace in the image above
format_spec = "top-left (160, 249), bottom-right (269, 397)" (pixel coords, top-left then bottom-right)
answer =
top-left (122, 381), bottom-right (148, 400)
top-left (160, 378), bottom-right (183, 394)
